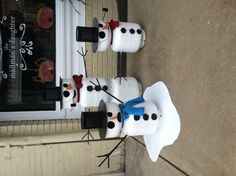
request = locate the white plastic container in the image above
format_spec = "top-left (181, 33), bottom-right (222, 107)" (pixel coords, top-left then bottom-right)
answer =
top-left (111, 22), bottom-right (145, 53)
top-left (122, 101), bottom-right (161, 136)
top-left (79, 77), bottom-right (109, 107)
top-left (110, 77), bottom-right (142, 104)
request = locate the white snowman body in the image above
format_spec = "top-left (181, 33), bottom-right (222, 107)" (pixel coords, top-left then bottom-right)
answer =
top-left (104, 102), bottom-right (122, 138)
top-left (111, 22), bottom-right (145, 53)
top-left (122, 101), bottom-right (161, 136)
top-left (79, 77), bottom-right (109, 107)
top-left (61, 79), bottom-right (78, 109)
top-left (97, 20), bottom-right (112, 52)
top-left (110, 77), bottom-right (142, 104)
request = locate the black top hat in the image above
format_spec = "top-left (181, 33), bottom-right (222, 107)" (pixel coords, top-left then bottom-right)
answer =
top-left (43, 78), bottom-right (63, 102)
top-left (43, 86), bottom-right (62, 101)
top-left (81, 100), bottom-right (108, 139)
top-left (76, 18), bottom-right (99, 53)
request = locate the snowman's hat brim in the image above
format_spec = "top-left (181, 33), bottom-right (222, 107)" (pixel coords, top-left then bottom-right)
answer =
top-left (143, 81), bottom-right (181, 162)
top-left (92, 17), bottom-right (99, 52)
top-left (98, 100), bottom-right (108, 139)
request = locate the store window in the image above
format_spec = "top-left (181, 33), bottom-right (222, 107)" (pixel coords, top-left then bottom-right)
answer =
top-left (0, 0), bottom-right (56, 112)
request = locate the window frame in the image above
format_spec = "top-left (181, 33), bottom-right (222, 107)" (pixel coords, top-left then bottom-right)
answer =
top-left (0, 0), bottom-right (85, 121)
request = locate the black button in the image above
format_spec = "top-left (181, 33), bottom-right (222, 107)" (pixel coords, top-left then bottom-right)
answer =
top-left (107, 112), bottom-right (113, 117)
top-left (63, 91), bottom-right (70, 98)
top-left (95, 85), bottom-right (101, 91)
top-left (103, 86), bottom-right (108, 91)
top-left (130, 29), bottom-right (135, 34)
top-left (134, 115), bottom-right (140, 121)
top-left (63, 83), bottom-right (68, 88)
top-left (143, 114), bottom-right (149, 120)
top-left (137, 29), bottom-right (142, 34)
top-left (98, 23), bottom-right (103, 28)
top-left (117, 112), bottom-right (121, 122)
top-left (87, 86), bottom-right (93, 92)
top-left (107, 121), bottom-right (115, 129)
top-left (121, 28), bottom-right (126, 33)
top-left (151, 114), bottom-right (158, 120)
top-left (99, 31), bottom-right (106, 39)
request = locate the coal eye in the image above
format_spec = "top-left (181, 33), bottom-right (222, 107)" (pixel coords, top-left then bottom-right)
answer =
top-left (121, 28), bottom-right (126, 33)
top-left (107, 121), bottom-right (115, 129)
top-left (99, 31), bottom-right (106, 39)
top-left (107, 112), bottom-right (113, 117)
top-left (63, 91), bottom-right (70, 97)
top-left (130, 29), bottom-right (135, 34)
top-left (73, 90), bottom-right (76, 98)
top-left (117, 112), bottom-right (121, 122)
top-left (137, 29), bottom-right (142, 34)
top-left (63, 83), bottom-right (68, 88)
top-left (98, 23), bottom-right (103, 28)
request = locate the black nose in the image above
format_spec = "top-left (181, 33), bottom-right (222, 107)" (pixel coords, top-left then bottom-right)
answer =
top-left (63, 91), bottom-right (70, 97)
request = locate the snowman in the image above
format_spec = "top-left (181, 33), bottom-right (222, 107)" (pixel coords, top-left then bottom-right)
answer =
top-left (61, 78), bottom-right (78, 109)
top-left (79, 77), bottom-right (109, 107)
top-left (81, 81), bottom-right (181, 162)
top-left (61, 75), bottom-right (109, 109)
top-left (61, 75), bottom-right (142, 109)
top-left (76, 18), bottom-right (145, 53)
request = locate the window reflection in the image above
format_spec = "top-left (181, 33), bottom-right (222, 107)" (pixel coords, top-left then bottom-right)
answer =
top-left (0, 0), bottom-right (56, 111)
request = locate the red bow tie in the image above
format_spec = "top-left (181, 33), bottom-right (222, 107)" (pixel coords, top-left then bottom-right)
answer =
top-left (109, 19), bottom-right (120, 30)
top-left (108, 20), bottom-right (120, 45)
top-left (72, 74), bottom-right (83, 102)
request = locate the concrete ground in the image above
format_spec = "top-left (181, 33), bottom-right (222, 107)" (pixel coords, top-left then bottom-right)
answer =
top-left (126, 0), bottom-right (236, 176)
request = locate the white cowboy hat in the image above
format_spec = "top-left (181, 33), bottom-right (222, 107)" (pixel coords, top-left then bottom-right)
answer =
top-left (143, 81), bottom-right (181, 162)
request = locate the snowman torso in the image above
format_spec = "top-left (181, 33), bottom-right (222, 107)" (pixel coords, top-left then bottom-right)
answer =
top-left (110, 77), bottom-right (142, 104)
top-left (111, 22), bottom-right (145, 53)
top-left (101, 100), bottom-right (161, 138)
top-left (122, 101), bottom-right (161, 136)
top-left (80, 77), bottom-right (109, 107)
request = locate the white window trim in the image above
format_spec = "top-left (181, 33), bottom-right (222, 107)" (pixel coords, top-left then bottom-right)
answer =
top-left (0, 0), bottom-right (85, 121)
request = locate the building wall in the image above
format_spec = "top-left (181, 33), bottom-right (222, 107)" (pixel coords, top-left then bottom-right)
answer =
top-left (0, 136), bottom-right (124, 176)
top-left (85, 0), bottom-right (118, 79)
top-left (0, 0), bottom-right (124, 175)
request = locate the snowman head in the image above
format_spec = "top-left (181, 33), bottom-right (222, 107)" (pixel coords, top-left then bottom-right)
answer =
top-left (104, 102), bottom-right (122, 138)
top-left (96, 20), bottom-right (111, 52)
top-left (61, 79), bottom-right (78, 109)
